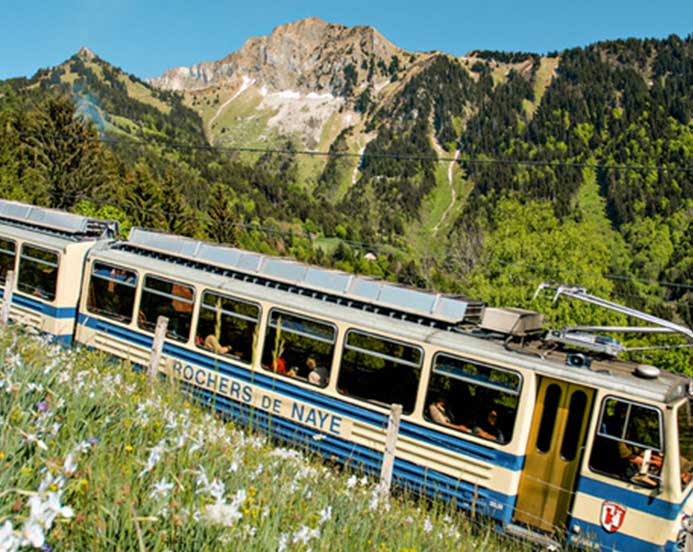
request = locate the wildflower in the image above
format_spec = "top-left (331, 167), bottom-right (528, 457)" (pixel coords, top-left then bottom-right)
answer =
top-left (204, 489), bottom-right (246, 527)
top-left (87, 437), bottom-right (99, 446)
top-left (312, 434), bottom-right (326, 441)
top-left (0, 521), bottom-right (20, 552)
top-left (292, 525), bottom-right (320, 545)
top-left (138, 439), bottom-right (167, 478)
top-left (277, 533), bottom-right (289, 552)
top-left (269, 447), bottom-right (303, 461)
top-left (35, 401), bottom-right (49, 413)
top-left (63, 453), bottom-right (78, 476)
top-left (22, 432), bottom-right (48, 451)
top-left (21, 519), bottom-right (45, 548)
top-left (346, 475), bottom-right (358, 489)
top-left (318, 505), bottom-right (332, 525)
top-left (423, 517), bottom-right (433, 533)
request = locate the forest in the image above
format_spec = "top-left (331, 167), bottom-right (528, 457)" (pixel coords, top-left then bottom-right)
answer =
top-left (0, 34), bottom-right (690, 371)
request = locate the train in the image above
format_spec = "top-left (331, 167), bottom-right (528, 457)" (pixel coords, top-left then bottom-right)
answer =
top-left (0, 198), bottom-right (691, 551)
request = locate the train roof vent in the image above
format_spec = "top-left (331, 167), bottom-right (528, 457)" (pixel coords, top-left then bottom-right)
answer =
top-left (0, 200), bottom-right (118, 239)
top-left (126, 228), bottom-right (482, 326)
top-left (480, 307), bottom-right (544, 336)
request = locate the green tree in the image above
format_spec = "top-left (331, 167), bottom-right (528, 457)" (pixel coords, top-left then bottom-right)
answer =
top-left (21, 95), bottom-right (108, 209)
top-left (206, 183), bottom-right (240, 245)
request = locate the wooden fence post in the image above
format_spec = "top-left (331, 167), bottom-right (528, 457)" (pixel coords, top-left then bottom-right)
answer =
top-left (379, 403), bottom-right (402, 497)
top-left (148, 316), bottom-right (168, 381)
top-left (1, 270), bottom-right (15, 326)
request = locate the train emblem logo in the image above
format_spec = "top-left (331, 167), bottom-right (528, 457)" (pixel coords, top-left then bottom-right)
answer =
top-left (600, 501), bottom-right (626, 533)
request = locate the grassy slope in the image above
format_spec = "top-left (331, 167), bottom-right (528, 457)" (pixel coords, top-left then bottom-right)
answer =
top-left (0, 326), bottom-right (519, 551)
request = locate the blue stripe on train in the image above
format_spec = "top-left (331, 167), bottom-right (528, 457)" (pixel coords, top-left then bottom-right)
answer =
top-left (178, 379), bottom-right (516, 525)
top-left (577, 477), bottom-right (686, 521)
top-left (1, 290), bottom-right (76, 319)
top-left (568, 517), bottom-right (679, 552)
top-left (77, 313), bottom-right (524, 471)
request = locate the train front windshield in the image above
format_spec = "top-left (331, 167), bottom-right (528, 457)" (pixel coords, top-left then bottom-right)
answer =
top-left (678, 400), bottom-right (693, 490)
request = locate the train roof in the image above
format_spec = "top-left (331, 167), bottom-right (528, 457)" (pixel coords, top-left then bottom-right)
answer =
top-left (122, 228), bottom-right (484, 327)
top-left (0, 200), bottom-right (118, 241)
top-left (90, 239), bottom-right (691, 405)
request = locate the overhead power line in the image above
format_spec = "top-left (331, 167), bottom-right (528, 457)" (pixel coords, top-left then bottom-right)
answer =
top-left (53, 192), bottom-right (693, 293)
top-left (13, 131), bottom-right (693, 174)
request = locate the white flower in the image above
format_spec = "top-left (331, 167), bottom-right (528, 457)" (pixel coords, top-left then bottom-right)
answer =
top-left (21, 519), bottom-right (44, 548)
top-left (204, 488), bottom-right (246, 527)
top-left (346, 475), bottom-right (358, 489)
top-left (318, 505), bottom-right (332, 525)
top-left (149, 478), bottom-right (175, 500)
top-left (423, 516), bottom-right (433, 533)
top-left (269, 447), bottom-right (303, 461)
top-left (22, 432), bottom-right (48, 451)
top-left (138, 439), bottom-right (167, 478)
top-left (292, 525), bottom-right (320, 545)
top-left (0, 521), bottom-right (20, 552)
top-left (312, 434), bottom-right (326, 441)
top-left (63, 453), bottom-right (78, 475)
top-left (209, 479), bottom-right (226, 503)
top-left (277, 533), bottom-right (289, 552)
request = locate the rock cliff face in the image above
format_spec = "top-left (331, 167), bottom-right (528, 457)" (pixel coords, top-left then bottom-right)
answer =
top-left (150, 17), bottom-right (409, 96)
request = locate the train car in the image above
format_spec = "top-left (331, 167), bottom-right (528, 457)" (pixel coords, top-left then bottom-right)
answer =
top-left (73, 227), bottom-right (693, 550)
top-left (0, 200), bottom-right (118, 343)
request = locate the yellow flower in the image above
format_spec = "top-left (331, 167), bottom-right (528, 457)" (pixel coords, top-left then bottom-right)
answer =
top-left (125, 445), bottom-right (134, 453)
top-left (0, 452), bottom-right (4, 460)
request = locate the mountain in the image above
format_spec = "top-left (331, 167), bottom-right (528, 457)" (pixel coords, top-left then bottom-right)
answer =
top-left (0, 23), bottom-right (691, 368)
top-left (28, 46), bottom-right (206, 145)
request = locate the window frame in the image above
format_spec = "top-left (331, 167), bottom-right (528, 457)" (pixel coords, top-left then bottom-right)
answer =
top-left (85, 261), bottom-right (139, 324)
top-left (195, 289), bottom-right (262, 363)
top-left (594, 396), bottom-right (664, 453)
top-left (338, 328), bottom-right (423, 413)
top-left (16, 244), bottom-right (60, 302)
top-left (0, 238), bottom-right (17, 285)
top-left (676, 399), bottom-right (693, 492)
top-left (138, 274), bottom-right (195, 343)
top-left (266, 308), bottom-right (337, 345)
top-left (261, 307), bottom-right (338, 384)
top-left (431, 352), bottom-right (523, 396)
top-left (425, 351), bottom-right (523, 444)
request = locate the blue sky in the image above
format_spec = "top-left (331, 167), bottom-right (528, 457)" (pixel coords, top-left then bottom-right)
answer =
top-left (1, 0), bottom-right (691, 81)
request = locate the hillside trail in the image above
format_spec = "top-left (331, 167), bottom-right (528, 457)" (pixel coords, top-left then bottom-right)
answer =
top-left (352, 145), bottom-right (366, 185)
top-left (207, 76), bottom-right (255, 140)
top-left (432, 149), bottom-right (461, 234)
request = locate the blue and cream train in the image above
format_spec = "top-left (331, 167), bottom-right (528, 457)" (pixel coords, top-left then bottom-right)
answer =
top-left (1, 199), bottom-right (692, 551)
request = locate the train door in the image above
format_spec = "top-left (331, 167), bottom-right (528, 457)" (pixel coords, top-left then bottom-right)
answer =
top-left (513, 377), bottom-right (594, 532)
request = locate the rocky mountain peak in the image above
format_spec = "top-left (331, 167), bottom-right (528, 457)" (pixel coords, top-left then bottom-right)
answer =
top-left (77, 46), bottom-right (96, 60)
top-left (149, 17), bottom-right (409, 96)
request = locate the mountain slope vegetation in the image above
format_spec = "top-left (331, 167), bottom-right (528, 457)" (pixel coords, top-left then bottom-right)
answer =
top-left (0, 27), bottom-right (690, 369)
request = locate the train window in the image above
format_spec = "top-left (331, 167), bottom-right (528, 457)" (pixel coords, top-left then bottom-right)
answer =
top-left (536, 384), bottom-right (561, 453)
top-left (0, 239), bottom-right (16, 285)
top-left (424, 353), bottom-right (521, 444)
top-left (677, 400), bottom-right (693, 490)
top-left (261, 309), bottom-right (335, 387)
top-left (138, 275), bottom-right (194, 343)
top-left (17, 245), bottom-right (58, 301)
top-left (338, 330), bottom-right (421, 414)
top-left (86, 262), bottom-right (137, 323)
top-left (560, 390), bottom-right (587, 461)
top-left (589, 397), bottom-right (663, 488)
top-left (196, 291), bottom-right (260, 364)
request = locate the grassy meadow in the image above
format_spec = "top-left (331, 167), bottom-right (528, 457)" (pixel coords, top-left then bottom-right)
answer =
top-left (0, 325), bottom-right (521, 551)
